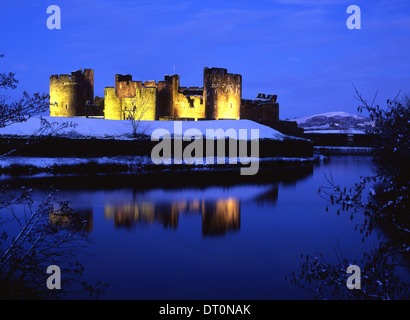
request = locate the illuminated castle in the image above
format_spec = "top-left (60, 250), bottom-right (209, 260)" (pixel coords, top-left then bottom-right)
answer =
top-left (49, 67), bottom-right (280, 122)
top-left (49, 69), bottom-right (94, 117)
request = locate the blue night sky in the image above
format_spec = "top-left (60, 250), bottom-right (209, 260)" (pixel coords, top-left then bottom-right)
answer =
top-left (1, 0), bottom-right (409, 119)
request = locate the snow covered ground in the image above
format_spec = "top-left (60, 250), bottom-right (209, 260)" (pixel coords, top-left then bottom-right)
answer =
top-left (0, 116), bottom-right (291, 141)
top-left (291, 111), bottom-right (374, 134)
top-left (0, 155), bottom-right (317, 172)
top-left (293, 111), bottom-right (367, 125)
top-left (0, 156), bottom-right (150, 169)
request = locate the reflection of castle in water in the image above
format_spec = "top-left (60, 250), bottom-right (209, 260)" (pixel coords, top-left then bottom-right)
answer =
top-left (104, 198), bottom-right (241, 237)
top-left (202, 198), bottom-right (240, 236)
top-left (44, 183), bottom-right (281, 236)
top-left (49, 208), bottom-right (94, 233)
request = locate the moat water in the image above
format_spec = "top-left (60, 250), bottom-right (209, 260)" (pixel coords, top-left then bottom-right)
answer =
top-left (1, 156), bottom-right (386, 299)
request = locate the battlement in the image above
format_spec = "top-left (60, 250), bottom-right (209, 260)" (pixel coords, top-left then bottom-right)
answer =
top-left (50, 74), bottom-right (80, 85)
top-left (116, 74), bottom-right (173, 90)
top-left (226, 73), bottom-right (242, 82)
top-left (203, 67), bottom-right (241, 82)
top-left (181, 87), bottom-right (204, 96)
top-left (256, 93), bottom-right (277, 103)
top-left (204, 67), bottom-right (227, 75)
top-left (241, 94), bottom-right (279, 123)
top-left (51, 69), bottom-right (93, 82)
top-left (144, 80), bottom-right (157, 87)
top-left (50, 74), bottom-right (69, 80)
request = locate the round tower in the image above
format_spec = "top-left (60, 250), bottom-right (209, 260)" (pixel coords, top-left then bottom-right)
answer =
top-left (203, 67), bottom-right (242, 120)
top-left (49, 69), bottom-right (94, 117)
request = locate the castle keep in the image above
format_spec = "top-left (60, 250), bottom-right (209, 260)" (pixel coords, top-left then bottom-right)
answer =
top-left (50, 67), bottom-right (280, 123)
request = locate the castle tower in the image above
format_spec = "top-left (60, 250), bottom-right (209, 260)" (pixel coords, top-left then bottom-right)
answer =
top-left (50, 69), bottom-right (94, 117)
top-left (163, 75), bottom-right (180, 118)
top-left (203, 67), bottom-right (242, 120)
top-left (105, 74), bottom-right (158, 120)
top-left (115, 74), bottom-right (142, 100)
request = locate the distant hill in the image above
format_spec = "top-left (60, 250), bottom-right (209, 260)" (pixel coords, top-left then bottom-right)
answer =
top-left (290, 111), bottom-right (374, 132)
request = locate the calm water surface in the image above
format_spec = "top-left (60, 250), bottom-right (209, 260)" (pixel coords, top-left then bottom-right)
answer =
top-left (4, 156), bottom-right (382, 299)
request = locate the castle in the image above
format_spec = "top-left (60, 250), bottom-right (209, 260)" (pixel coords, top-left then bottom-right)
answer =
top-left (49, 67), bottom-right (280, 123)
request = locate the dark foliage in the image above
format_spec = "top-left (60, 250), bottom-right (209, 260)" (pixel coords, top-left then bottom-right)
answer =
top-left (0, 55), bottom-right (107, 299)
top-left (0, 54), bottom-right (49, 128)
top-left (289, 88), bottom-right (410, 300)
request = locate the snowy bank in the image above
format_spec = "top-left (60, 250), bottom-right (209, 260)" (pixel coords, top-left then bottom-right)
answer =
top-left (0, 117), bottom-right (315, 174)
top-left (0, 116), bottom-right (291, 141)
top-left (0, 155), bottom-right (321, 177)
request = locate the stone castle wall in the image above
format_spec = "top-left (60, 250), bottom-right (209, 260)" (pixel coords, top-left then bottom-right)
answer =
top-left (105, 86), bottom-right (157, 121)
top-left (50, 69), bottom-right (93, 117)
top-left (241, 93), bottom-right (279, 123)
top-left (122, 87), bottom-right (157, 121)
top-left (50, 67), bottom-right (280, 124)
top-left (104, 87), bottom-right (122, 120)
top-left (105, 73), bottom-right (206, 121)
